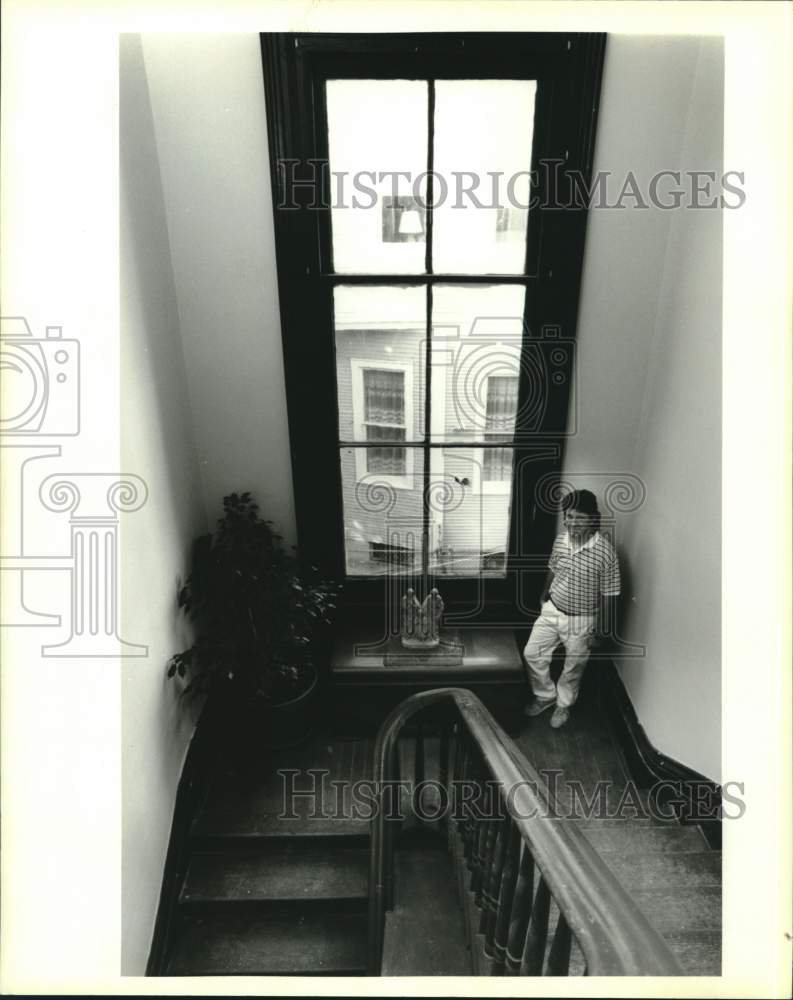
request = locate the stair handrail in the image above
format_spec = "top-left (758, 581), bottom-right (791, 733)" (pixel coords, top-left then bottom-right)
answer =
top-left (368, 687), bottom-right (684, 976)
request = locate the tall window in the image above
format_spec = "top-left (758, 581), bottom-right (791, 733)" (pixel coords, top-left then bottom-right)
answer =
top-left (262, 33), bottom-right (605, 603)
top-left (328, 74), bottom-right (534, 578)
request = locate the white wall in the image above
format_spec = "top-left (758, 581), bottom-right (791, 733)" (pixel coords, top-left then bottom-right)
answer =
top-left (138, 34), bottom-right (296, 543)
top-left (119, 33), bottom-right (298, 973)
top-left (119, 34), bottom-right (207, 974)
top-left (566, 36), bottom-right (723, 781)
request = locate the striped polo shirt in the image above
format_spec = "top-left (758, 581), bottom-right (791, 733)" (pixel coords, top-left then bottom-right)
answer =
top-left (548, 530), bottom-right (621, 614)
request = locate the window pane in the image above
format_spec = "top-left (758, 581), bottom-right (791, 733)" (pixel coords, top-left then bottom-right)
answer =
top-left (340, 447), bottom-right (423, 576)
top-left (334, 285), bottom-right (426, 441)
top-left (327, 80), bottom-right (428, 274)
top-left (365, 426), bottom-right (406, 475)
top-left (428, 449), bottom-right (512, 578)
top-left (483, 445), bottom-right (514, 481)
top-left (429, 284), bottom-right (525, 443)
top-left (433, 80), bottom-right (537, 274)
top-left (486, 375), bottom-right (519, 433)
top-left (364, 369), bottom-right (404, 425)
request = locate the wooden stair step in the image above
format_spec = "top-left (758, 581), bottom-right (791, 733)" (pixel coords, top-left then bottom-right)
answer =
top-left (382, 845), bottom-right (470, 976)
top-left (599, 848), bottom-right (722, 891)
top-left (193, 809), bottom-right (371, 840)
top-left (663, 929), bottom-right (722, 976)
top-left (383, 913), bottom-right (470, 976)
top-left (628, 886), bottom-right (722, 934)
top-left (180, 847), bottom-right (369, 907)
top-left (551, 785), bottom-right (683, 827)
top-left (569, 817), bottom-right (679, 829)
top-left (581, 823), bottom-right (709, 854)
top-left (192, 737), bottom-right (374, 840)
top-left (167, 911), bottom-right (368, 976)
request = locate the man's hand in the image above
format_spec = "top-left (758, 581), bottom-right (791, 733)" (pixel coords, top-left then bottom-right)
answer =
top-left (593, 594), bottom-right (619, 650)
top-left (540, 569), bottom-right (555, 607)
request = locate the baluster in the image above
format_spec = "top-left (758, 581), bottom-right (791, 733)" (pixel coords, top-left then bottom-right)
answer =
top-left (449, 723), bottom-right (459, 781)
top-left (465, 775), bottom-right (483, 939)
top-left (446, 725), bottom-right (457, 852)
top-left (546, 910), bottom-right (573, 976)
top-left (384, 739), bottom-right (401, 910)
top-left (473, 786), bottom-right (496, 904)
top-left (439, 723), bottom-right (450, 789)
top-left (415, 719), bottom-right (425, 788)
top-left (568, 936), bottom-right (588, 977)
top-left (469, 812), bottom-right (485, 888)
top-left (452, 725), bottom-right (466, 785)
top-left (462, 811), bottom-right (475, 869)
top-left (520, 876), bottom-right (551, 975)
top-left (505, 844), bottom-right (535, 975)
top-left (448, 727), bottom-right (469, 907)
top-left (463, 750), bottom-right (481, 867)
top-left (490, 822), bottom-right (521, 975)
top-left (457, 784), bottom-right (474, 921)
top-left (455, 736), bottom-right (472, 840)
top-left (481, 809), bottom-right (509, 949)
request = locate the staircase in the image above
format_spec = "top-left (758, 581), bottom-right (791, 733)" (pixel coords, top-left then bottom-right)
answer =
top-left (442, 808), bottom-right (721, 976)
top-left (382, 711), bottom-right (721, 976)
top-left (156, 688), bottom-right (721, 977)
top-left (577, 811), bottom-right (721, 975)
top-left (165, 738), bottom-right (373, 976)
top-left (512, 684), bottom-right (722, 976)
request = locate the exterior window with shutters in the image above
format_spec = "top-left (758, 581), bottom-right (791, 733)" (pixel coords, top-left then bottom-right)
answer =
top-left (483, 375), bottom-right (519, 486)
top-left (363, 369), bottom-right (406, 476)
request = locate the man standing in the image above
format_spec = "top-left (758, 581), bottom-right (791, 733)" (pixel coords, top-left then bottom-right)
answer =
top-left (523, 489), bottom-right (621, 729)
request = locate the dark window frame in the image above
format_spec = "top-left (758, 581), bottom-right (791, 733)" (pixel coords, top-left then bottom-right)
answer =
top-left (261, 31), bottom-right (606, 620)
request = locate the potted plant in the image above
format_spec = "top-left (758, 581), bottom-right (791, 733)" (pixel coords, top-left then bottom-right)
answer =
top-left (167, 491), bottom-right (339, 751)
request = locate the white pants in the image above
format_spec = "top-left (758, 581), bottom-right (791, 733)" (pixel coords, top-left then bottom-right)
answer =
top-left (523, 600), bottom-right (597, 709)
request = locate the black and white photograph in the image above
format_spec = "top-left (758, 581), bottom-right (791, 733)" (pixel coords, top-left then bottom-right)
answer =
top-left (1, 1), bottom-right (790, 996)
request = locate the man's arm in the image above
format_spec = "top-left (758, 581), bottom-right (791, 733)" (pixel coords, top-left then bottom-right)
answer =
top-left (541, 535), bottom-right (563, 605)
top-left (597, 547), bottom-right (621, 642)
top-left (595, 593), bottom-right (619, 644)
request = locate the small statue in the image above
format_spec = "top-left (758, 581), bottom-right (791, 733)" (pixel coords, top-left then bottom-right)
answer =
top-left (427, 588), bottom-right (444, 639)
top-left (401, 587), bottom-right (443, 649)
top-left (401, 588), bottom-right (422, 640)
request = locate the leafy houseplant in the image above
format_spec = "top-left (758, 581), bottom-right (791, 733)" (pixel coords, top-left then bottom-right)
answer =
top-left (167, 492), bottom-right (339, 739)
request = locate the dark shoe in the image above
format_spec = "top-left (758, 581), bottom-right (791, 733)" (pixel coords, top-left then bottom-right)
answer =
top-left (525, 698), bottom-right (556, 718)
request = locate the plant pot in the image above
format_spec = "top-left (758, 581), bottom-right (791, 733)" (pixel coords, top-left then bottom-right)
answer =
top-left (265, 666), bottom-right (319, 750)
top-left (207, 668), bottom-right (319, 771)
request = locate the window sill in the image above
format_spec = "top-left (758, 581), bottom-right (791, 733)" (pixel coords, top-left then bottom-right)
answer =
top-left (331, 625), bottom-right (523, 678)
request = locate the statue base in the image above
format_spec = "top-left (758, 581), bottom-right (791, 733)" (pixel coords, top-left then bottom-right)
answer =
top-left (401, 636), bottom-right (440, 650)
top-left (385, 630), bottom-right (464, 667)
